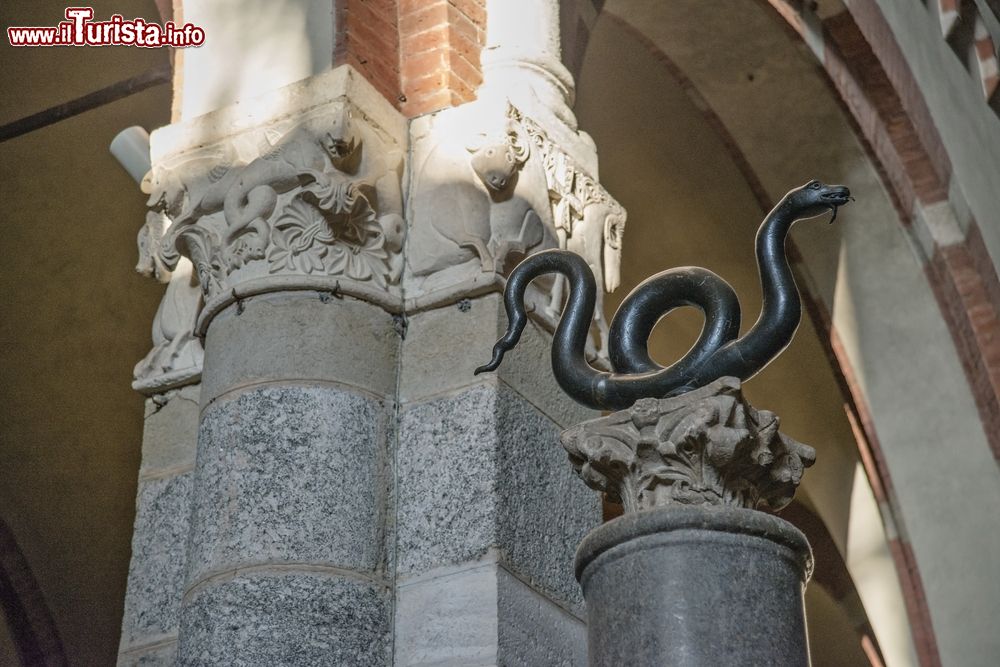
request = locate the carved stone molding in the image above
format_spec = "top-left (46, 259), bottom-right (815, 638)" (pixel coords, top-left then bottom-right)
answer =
top-left (144, 66), bottom-right (406, 335)
top-left (560, 377), bottom-right (815, 512)
top-left (136, 66), bottom-right (622, 355)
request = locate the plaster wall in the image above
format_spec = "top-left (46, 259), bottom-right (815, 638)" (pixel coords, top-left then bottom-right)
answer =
top-left (0, 72), bottom-right (169, 667)
top-left (177, 0), bottom-right (334, 120)
top-left (0, 4), bottom-right (171, 663)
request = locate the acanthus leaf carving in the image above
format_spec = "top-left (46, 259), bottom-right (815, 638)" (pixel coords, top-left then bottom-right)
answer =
top-left (266, 180), bottom-right (400, 288)
top-left (560, 377), bottom-right (815, 512)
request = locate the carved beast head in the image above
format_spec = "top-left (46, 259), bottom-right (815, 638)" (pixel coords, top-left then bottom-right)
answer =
top-left (142, 166), bottom-right (185, 217)
top-left (466, 120), bottom-right (528, 196)
top-left (135, 210), bottom-right (171, 282)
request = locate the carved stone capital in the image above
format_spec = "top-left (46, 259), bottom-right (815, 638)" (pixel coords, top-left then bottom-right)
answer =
top-left (405, 100), bottom-right (625, 361)
top-left (560, 377), bottom-right (815, 512)
top-left (145, 66), bottom-right (406, 335)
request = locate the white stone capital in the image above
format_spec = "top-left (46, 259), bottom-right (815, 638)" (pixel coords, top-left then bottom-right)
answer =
top-left (145, 66), bottom-right (407, 336)
top-left (405, 98), bottom-right (625, 360)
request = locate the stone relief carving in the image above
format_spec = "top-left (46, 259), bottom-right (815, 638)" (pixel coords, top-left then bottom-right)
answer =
top-left (513, 106), bottom-right (627, 360)
top-left (406, 102), bottom-right (625, 358)
top-left (406, 106), bottom-right (552, 281)
top-left (132, 209), bottom-right (204, 394)
top-left (559, 377), bottom-right (815, 512)
top-left (145, 104), bottom-right (405, 316)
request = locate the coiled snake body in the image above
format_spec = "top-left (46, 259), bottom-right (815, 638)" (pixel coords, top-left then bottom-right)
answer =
top-left (475, 180), bottom-right (852, 411)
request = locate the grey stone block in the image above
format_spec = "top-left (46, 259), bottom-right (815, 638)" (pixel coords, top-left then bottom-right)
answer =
top-left (141, 384), bottom-right (200, 476)
top-left (393, 559), bottom-right (586, 667)
top-left (396, 383), bottom-right (499, 574)
top-left (120, 472), bottom-right (193, 647)
top-left (497, 567), bottom-right (586, 667)
top-left (187, 385), bottom-right (388, 584)
top-left (494, 387), bottom-right (599, 611)
top-left (178, 571), bottom-right (390, 666)
top-left (396, 382), bottom-right (600, 610)
top-left (118, 640), bottom-right (178, 666)
top-left (399, 294), bottom-right (597, 427)
top-left (395, 560), bottom-right (499, 667)
top-left (201, 293), bottom-right (399, 405)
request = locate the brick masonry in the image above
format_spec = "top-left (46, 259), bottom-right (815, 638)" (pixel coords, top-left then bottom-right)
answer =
top-left (334, 0), bottom-right (486, 116)
top-left (823, 11), bottom-right (948, 214)
top-left (398, 0), bottom-right (485, 116)
top-left (335, 0), bottom-right (403, 106)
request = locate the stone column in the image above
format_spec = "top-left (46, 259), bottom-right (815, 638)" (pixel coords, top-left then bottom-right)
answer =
top-left (143, 66), bottom-right (407, 665)
top-left (391, 292), bottom-right (600, 666)
top-left (481, 0), bottom-right (577, 128)
top-left (123, 7), bottom-right (628, 661)
top-left (119, 203), bottom-right (204, 663)
top-left (562, 379), bottom-right (816, 666)
top-left (395, 34), bottom-right (625, 661)
top-left (118, 383), bottom-right (200, 666)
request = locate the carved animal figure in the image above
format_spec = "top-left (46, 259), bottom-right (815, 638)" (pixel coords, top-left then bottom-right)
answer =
top-left (405, 143), bottom-right (493, 276)
top-left (133, 211), bottom-right (203, 386)
top-left (469, 130), bottom-right (527, 197)
top-left (142, 146), bottom-right (241, 224)
top-left (476, 180), bottom-right (852, 410)
top-left (219, 116), bottom-right (361, 266)
top-left (452, 129), bottom-right (533, 271)
top-left (151, 109), bottom-right (361, 271)
top-left (407, 117), bottom-right (551, 276)
top-left (563, 192), bottom-right (626, 355)
top-left (470, 131), bottom-right (551, 271)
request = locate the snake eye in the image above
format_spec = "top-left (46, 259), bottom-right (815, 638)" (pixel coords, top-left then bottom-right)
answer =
top-left (808, 180), bottom-right (821, 190)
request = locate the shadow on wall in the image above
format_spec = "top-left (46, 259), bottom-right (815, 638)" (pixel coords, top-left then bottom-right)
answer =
top-left (0, 516), bottom-right (66, 666)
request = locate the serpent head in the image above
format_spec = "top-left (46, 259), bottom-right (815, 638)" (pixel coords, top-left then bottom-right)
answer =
top-left (786, 180), bottom-right (852, 222)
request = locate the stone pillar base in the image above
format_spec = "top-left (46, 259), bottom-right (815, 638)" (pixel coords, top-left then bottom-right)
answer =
top-left (576, 506), bottom-right (813, 667)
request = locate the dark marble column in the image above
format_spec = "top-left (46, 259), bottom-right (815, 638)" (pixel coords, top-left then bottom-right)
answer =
top-left (561, 378), bottom-right (817, 667)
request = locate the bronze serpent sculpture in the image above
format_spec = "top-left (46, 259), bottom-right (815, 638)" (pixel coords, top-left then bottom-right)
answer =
top-left (475, 180), bottom-right (852, 411)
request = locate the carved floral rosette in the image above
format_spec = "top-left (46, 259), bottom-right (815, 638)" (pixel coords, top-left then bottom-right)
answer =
top-left (560, 377), bottom-right (815, 512)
